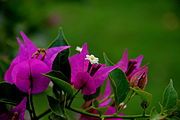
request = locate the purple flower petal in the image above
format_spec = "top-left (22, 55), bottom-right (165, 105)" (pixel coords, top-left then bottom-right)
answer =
top-left (12, 59), bottom-right (50, 94)
top-left (11, 97), bottom-right (27, 120)
top-left (93, 65), bottom-right (117, 87)
top-left (0, 97), bottom-right (27, 120)
top-left (73, 72), bottom-right (96, 95)
top-left (20, 32), bottom-right (37, 57)
top-left (117, 49), bottom-right (128, 72)
top-left (134, 55), bottom-right (144, 69)
top-left (99, 80), bottom-right (112, 107)
top-left (129, 65), bottom-right (148, 89)
top-left (44, 46), bottom-right (70, 68)
top-left (69, 43), bottom-right (89, 84)
top-left (4, 38), bottom-right (30, 83)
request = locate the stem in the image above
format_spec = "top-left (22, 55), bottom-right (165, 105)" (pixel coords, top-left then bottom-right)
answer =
top-left (99, 94), bottom-right (114, 104)
top-left (27, 96), bottom-right (33, 120)
top-left (67, 106), bottom-right (150, 119)
top-left (68, 89), bottom-right (81, 107)
top-left (37, 109), bottom-right (51, 119)
top-left (30, 94), bottom-right (37, 120)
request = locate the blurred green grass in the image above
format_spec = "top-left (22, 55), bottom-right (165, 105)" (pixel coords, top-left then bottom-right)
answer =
top-left (0, 0), bottom-right (180, 119)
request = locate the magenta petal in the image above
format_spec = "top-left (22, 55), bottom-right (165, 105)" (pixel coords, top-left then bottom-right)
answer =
top-left (11, 97), bottom-right (27, 120)
top-left (44, 46), bottom-right (70, 68)
top-left (11, 60), bottom-right (31, 93)
top-left (134, 55), bottom-right (144, 69)
top-left (29, 59), bottom-right (51, 94)
top-left (73, 72), bottom-right (88, 89)
top-left (4, 57), bottom-right (20, 83)
top-left (99, 80), bottom-right (112, 107)
top-left (0, 97), bottom-right (27, 120)
top-left (12, 59), bottom-right (50, 93)
top-left (129, 66), bottom-right (148, 86)
top-left (82, 75), bottom-right (96, 95)
top-left (20, 31), bottom-right (37, 58)
top-left (69, 43), bottom-right (89, 84)
top-left (117, 49), bottom-right (128, 72)
top-left (93, 65), bottom-right (117, 87)
top-left (4, 38), bottom-right (28, 83)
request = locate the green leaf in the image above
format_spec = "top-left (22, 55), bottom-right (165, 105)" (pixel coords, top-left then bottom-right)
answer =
top-left (47, 70), bottom-right (68, 82)
top-left (96, 107), bottom-right (108, 115)
top-left (0, 82), bottom-right (26, 105)
top-left (44, 74), bottom-right (74, 98)
top-left (162, 80), bottom-right (178, 110)
top-left (131, 87), bottom-right (152, 107)
top-left (150, 107), bottom-right (166, 120)
top-left (83, 87), bottom-right (101, 101)
top-left (103, 53), bottom-right (130, 106)
top-left (47, 71), bottom-right (69, 99)
top-left (47, 96), bottom-right (66, 118)
top-left (49, 113), bottom-right (67, 120)
top-left (48, 28), bottom-right (71, 81)
top-left (92, 100), bottom-right (99, 108)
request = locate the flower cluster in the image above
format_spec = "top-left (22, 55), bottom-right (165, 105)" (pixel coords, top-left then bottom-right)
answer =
top-left (0, 31), bottom-right (148, 120)
top-left (0, 30), bottom-right (178, 120)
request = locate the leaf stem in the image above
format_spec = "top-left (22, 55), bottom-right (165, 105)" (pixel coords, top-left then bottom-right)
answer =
top-left (67, 106), bottom-right (150, 119)
top-left (27, 96), bottom-right (33, 120)
top-left (30, 94), bottom-right (37, 120)
top-left (68, 89), bottom-right (81, 107)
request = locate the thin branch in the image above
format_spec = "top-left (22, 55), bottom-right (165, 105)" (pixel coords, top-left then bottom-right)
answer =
top-left (67, 106), bottom-right (150, 119)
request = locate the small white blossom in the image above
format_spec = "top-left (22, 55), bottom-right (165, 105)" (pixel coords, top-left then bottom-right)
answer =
top-left (85, 54), bottom-right (99, 64)
top-left (49, 81), bottom-right (53, 87)
top-left (119, 102), bottom-right (127, 110)
top-left (75, 46), bottom-right (82, 52)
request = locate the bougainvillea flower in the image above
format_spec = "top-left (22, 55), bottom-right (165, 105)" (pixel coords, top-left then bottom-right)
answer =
top-left (0, 97), bottom-right (27, 120)
top-left (129, 66), bottom-right (148, 89)
top-left (80, 80), bottom-right (122, 120)
top-left (4, 32), bottom-right (70, 94)
top-left (69, 43), bottom-right (117, 95)
top-left (117, 50), bottom-right (148, 89)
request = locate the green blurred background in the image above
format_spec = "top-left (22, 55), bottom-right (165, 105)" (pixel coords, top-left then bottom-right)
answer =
top-left (0, 0), bottom-right (180, 119)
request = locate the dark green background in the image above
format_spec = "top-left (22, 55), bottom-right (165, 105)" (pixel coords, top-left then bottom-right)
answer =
top-left (0, 0), bottom-right (179, 119)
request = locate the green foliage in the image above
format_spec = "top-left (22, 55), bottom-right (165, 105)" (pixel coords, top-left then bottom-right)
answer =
top-left (47, 96), bottom-right (66, 118)
top-left (47, 70), bottom-right (68, 82)
top-left (44, 74), bottom-right (74, 99)
top-left (48, 28), bottom-right (71, 82)
top-left (0, 82), bottom-right (25, 105)
top-left (162, 79), bottom-right (178, 110)
top-left (103, 53), bottom-right (130, 107)
top-left (150, 80), bottom-right (179, 120)
top-left (150, 107), bottom-right (166, 120)
top-left (131, 87), bottom-right (152, 108)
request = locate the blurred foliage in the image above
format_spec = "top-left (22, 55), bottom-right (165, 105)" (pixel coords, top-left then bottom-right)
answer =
top-left (0, 0), bottom-right (180, 119)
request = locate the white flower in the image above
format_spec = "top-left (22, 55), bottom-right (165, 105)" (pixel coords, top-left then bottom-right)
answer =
top-left (119, 102), bottom-right (127, 110)
top-left (49, 81), bottom-right (53, 87)
top-left (85, 54), bottom-right (99, 64)
top-left (75, 46), bottom-right (82, 52)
